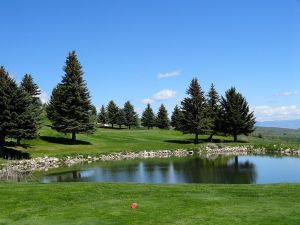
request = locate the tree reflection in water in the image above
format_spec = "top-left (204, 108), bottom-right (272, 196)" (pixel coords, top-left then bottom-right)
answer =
top-left (41, 156), bottom-right (257, 184)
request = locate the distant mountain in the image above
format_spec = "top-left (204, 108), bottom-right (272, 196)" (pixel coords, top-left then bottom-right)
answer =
top-left (256, 120), bottom-right (300, 130)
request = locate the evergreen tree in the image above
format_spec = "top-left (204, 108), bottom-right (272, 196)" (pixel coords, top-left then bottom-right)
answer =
top-left (180, 78), bottom-right (212, 143)
top-left (107, 100), bottom-right (118, 128)
top-left (207, 83), bottom-right (220, 141)
top-left (141, 104), bottom-right (155, 129)
top-left (46, 51), bottom-right (95, 141)
top-left (12, 74), bottom-right (42, 145)
top-left (116, 108), bottom-right (126, 129)
top-left (90, 105), bottom-right (98, 128)
top-left (98, 105), bottom-right (108, 125)
top-left (220, 87), bottom-right (256, 142)
top-left (0, 66), bottom-right (19, 147)
top-left (171, 105), bottom-right (184, 131)
top-left (123, 101), bottom-right (138, 129)
top-left (156, 104), bottom-right (170, 129)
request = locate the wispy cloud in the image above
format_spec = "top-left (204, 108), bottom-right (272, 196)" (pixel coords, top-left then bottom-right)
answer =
top-left (141, 89), bottom-right (177, 104)
top-left (141, 98), bottom-right (155, 104)
top-left (152, 89), bottom-right (177, 100)
top-left (39, 90), bottom-right (50, 104)
top-left (280, 91), bottom-right (299, 96)
top-left (252, 105), bottom-right (300, 121)
top-left (157, 70), bottom-right (181, 79)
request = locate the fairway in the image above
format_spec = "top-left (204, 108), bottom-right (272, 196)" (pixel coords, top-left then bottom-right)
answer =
top-left (0, 183), bottom-right (299, 225)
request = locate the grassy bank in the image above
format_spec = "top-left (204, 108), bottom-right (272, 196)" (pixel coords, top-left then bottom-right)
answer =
top-left (2, 125), bottom-right (300, 159)
top-left (0, 183), bottom-right (299, 225)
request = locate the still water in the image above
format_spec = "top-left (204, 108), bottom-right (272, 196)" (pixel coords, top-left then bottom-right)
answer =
top-left (39, 155), bottom-right (300, 184)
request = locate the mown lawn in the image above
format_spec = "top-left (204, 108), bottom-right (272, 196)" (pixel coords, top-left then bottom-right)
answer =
top-left (0, 182), bottom-right (299, 225)
top-left (2, 125), bottom-right (299, 159)
top-left (18, 126), bottom-right (234, 158)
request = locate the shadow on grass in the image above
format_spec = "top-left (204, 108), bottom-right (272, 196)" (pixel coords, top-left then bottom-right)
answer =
top-left (164, 138), bottom-right (249, 144)
top-left (4, 141), bottom-right (31, 149)
top-left (40, 136), bottom-right (91, 145)
top-left (0, 147), bottom-right (30, 160)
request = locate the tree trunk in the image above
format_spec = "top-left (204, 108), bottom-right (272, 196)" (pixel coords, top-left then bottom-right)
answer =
top-left (119, 125), bottom-right (121, 129)
top-left (0, 135), bottom-right (5, 149)
top-left (207, 134), bottom-right (213, 142)
top-left (194, 133), bottom-right (199, 144)
top-left (72, 132), bottom-right (76, 142)
top-left (17, 137), bottom-right (21, 146)
top-left (234, 134), bottom-right (238, 142)
top-left (128, 125), bottom-right (131, 130)
top-left (112, 124), bottom-right (114, 129)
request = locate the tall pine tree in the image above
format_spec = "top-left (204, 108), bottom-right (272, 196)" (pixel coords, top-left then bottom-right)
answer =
top-left (0, 66), bottom-right (19, 147)
top-left (220, 87), bottom-right (256, 142)
top-left (156, 104), bottom-right (170, 129)
top-left (116, 108), bottom-right (126, 129)
top-left (46, 51), bottom-right (95, 141)
top-left (141, 104), bottom-right (155, 129)
top-left (107, 100), bottom-right (118, 128)
top-left (123, 101), bottom-right (138, 129)
top-left (98, 105), bottom-right (108, 125)
top-left (180, 78), bottom-right (212, 143)
top-left (207, 83), bottom-right (220, 141)
top-left (12, 74), bottom-right (43, 145)
top-left (171, 105), bottom-right (184, 131)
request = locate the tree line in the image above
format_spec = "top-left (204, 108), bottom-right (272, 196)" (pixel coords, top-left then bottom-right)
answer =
top-left (0, 51), bottom-right (255, 147)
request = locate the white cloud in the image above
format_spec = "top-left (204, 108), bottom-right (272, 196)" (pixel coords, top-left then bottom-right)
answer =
top-left (141, 98), bottom-right (154, 104)
top-left (252, 105), bottom-right (300, 121)
top-left (152, 89), bottom-right (177, 101)
top-left (157, 70), bottom-right (181, 79)
top-left (141, 89), bottom-right (177, 104)
top-left (39, 90), bottom-right (50, 104)
top-left (280, 91), bottom-right (299, 96)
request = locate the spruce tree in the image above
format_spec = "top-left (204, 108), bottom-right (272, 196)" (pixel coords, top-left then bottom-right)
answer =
top-left (220, 87), bottom-right (256, 142)
top-left (12, 74), bottom-right (43, 145)
top-left (180, 78), bottom-right (212, 143)
top-left (156, 104), bottom-right (170, 129)
top-left (207, 83), bottom-right (220, 141)
top-left (107, 100), bottom-right (118, 128)
top-left (98, 105), bottom-right (108, 125)
top-left (171, 105), bottom-right (184, 131)
top-left (123, 101), bottom-right (138, 129)
top-left (0, 66), bottom-right (19, 147)
top-left (141, 104), bottom-right (155, 129)
top-left (116, 108), bottom-right (126, 129)
top-left (46, 51), bottom-right (95, 141)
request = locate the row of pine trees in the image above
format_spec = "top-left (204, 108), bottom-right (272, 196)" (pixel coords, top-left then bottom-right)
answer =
top-left (0, 51), bottom-right (255, 147)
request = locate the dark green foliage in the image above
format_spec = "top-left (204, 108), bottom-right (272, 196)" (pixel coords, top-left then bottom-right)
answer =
top-left (220, 87), bottom-right (256, 142)
top-left (46, 51), bottom-right (95, 141)
top-left (90, 105), bottom-right (98, 128)
top-left (12, 74), bottom-right (43, 145)
top-left (116, 108), bottom-right (126, 129)
top-left (107, 100), bottom-right (118, 128)
top-left (98, 105), bottom-right (108, 125)
top-left (141, 104), bottom-right (155, 129)
top-left (171, 105), bottom-right (184, 131)
top-left (207, 83), bottom-right (221, 141)
top-left (180, 78), bottom-right (212, 143)
top-left (156, 104), bottom-right (170, 129)
top-left (123, 101), bottom-right (138, 129)
top-left (0, 66), bottom-right (19, 146)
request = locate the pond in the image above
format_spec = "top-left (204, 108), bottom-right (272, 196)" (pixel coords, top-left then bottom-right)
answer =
top-left (38, 155), bottom-right (300, 184)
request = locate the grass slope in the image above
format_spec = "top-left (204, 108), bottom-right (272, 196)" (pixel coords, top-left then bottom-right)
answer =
top-left (2, 125), bottom-right (299, 159)
top-left (0, 183), bottom-right (299, 225)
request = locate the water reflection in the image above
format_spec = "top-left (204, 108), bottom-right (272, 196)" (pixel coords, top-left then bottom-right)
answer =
top-left (41, 156), bottom-right (260, 184)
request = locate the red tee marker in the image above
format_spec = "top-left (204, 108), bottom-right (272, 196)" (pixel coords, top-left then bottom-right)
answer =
top-left (131, 203), bottom-right (137, 209)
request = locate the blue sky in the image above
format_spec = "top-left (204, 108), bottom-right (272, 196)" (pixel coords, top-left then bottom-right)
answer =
top-left (0, 0), bottom-right (299, 121)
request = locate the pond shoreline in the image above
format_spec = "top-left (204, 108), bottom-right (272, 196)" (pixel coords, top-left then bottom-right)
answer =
top-left (1, 145), bottom-right (300, 179)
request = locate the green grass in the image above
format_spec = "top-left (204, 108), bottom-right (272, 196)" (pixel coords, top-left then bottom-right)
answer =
top-left (2, 125), bottom-right (299, 159)
top-left (0, 182), bottom-right (299, 225)
top-left (18, 126), bottom-right (232, 158)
